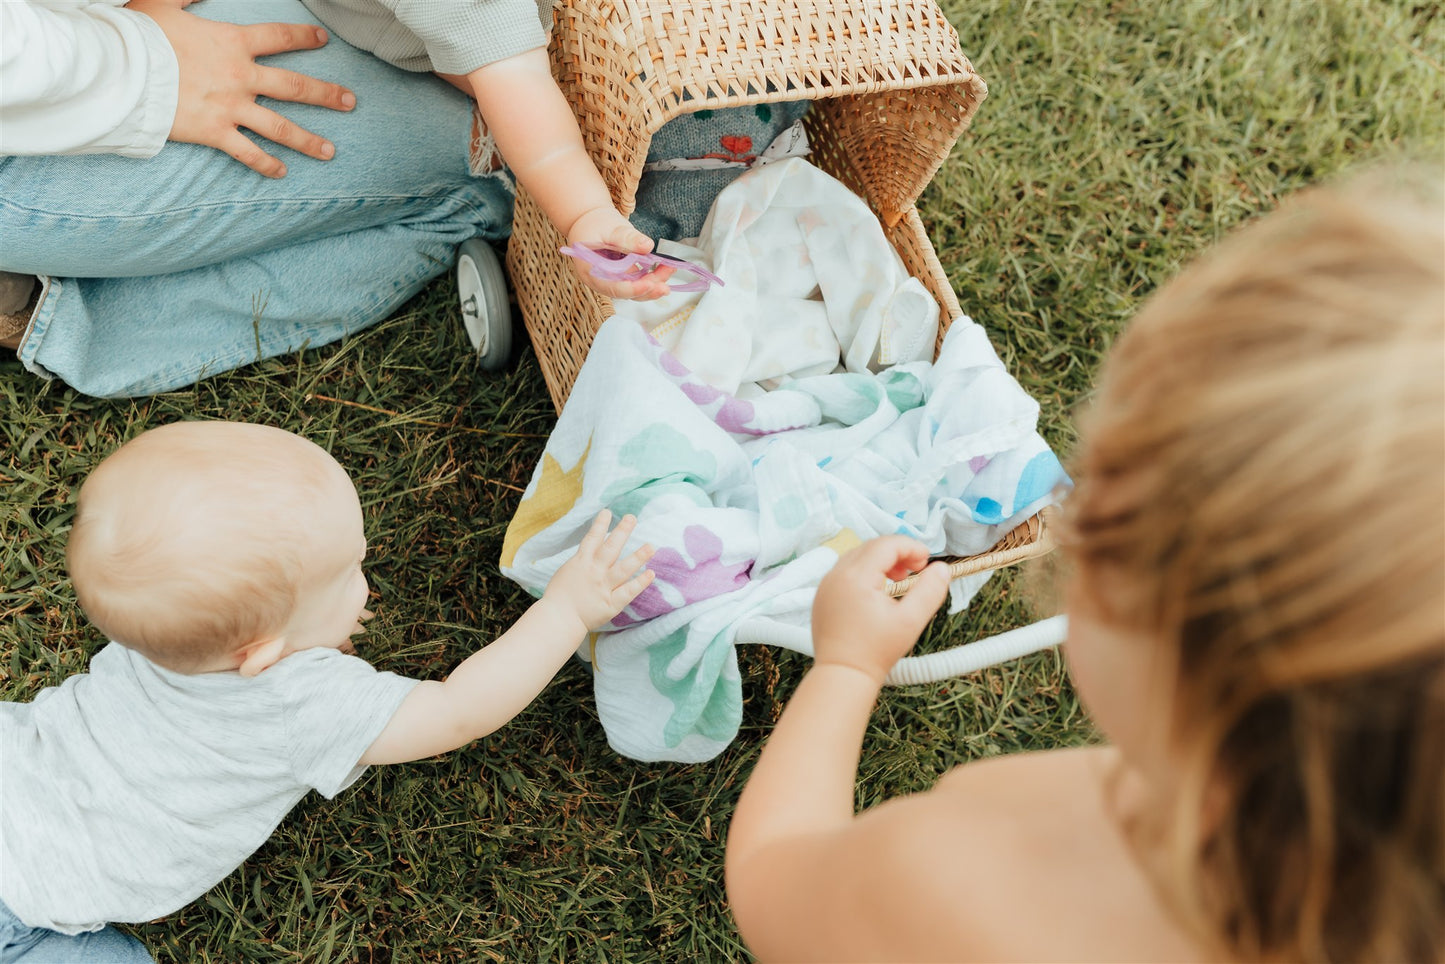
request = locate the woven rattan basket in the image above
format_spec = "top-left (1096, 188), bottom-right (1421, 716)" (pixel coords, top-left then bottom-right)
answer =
top-left (506, 0), bottom-right (1056, 596)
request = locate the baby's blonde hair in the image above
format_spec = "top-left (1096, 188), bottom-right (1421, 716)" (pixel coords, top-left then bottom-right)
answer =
top-left (1067, 170), bottom-right (1444, 962)
top-left (67, 421), bottom-right (344, 673)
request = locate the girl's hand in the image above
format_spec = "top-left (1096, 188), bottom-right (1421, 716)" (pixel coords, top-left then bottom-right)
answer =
top-left (566, 207), bottom-right (674, 301)
top-left (543, 510), bottom-right (655, 631)
top-left (811, 536), bottom-right (951, 684)
top-left (126, 0), bottom-right (356, 177)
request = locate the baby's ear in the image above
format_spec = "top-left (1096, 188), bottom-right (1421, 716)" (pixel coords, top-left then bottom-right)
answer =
top-left (236, 637), bottom-right (287, 678)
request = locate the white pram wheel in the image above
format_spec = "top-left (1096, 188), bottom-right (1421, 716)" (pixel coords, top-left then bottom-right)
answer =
top-left (457, 238), bottom-right (512, 371)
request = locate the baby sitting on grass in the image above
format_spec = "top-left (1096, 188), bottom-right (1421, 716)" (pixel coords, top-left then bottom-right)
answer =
top-left (0, 421), bottom-right (652, 961)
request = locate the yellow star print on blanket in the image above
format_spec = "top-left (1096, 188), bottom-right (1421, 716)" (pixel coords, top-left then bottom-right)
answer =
top-left (500, 438), bottom-right (591, 568)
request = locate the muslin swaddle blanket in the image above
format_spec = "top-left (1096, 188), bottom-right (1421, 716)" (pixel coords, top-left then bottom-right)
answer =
top-left (501, 161), bottom-right (1069, 763)
top-left (620, 156), bottom-right (941, 396)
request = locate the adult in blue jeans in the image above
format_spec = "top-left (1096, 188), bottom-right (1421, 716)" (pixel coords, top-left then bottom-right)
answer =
top-left (0, 0), bottom-right (512, 398)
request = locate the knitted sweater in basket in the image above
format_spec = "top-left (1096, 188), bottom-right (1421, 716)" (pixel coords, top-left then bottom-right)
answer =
top-left (299, 0), bottom-right (554, 76)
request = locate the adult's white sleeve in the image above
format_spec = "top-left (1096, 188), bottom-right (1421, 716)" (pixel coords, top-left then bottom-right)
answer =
top-left (0, 1), bottom-right (179, 157)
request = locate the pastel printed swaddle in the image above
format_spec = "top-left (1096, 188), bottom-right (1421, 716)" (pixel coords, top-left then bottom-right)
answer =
top-left (501, 159), bottom-right (1068, 762)
top-left (501, 317), bottom-right (1068, 762)
top-left (620, 157), bottom-right (940, 396)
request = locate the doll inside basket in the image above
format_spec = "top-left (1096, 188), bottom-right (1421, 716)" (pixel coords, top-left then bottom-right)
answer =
top-left (629, 100), bottom-right (812, 243)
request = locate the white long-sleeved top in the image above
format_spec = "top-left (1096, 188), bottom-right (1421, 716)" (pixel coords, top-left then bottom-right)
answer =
top-left (0, 0), bottom-right (179, 157)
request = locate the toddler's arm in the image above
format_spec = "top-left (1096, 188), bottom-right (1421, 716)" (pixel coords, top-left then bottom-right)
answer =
top-left (465, 50), bottom-right (672, 300)
top-left (725, 537), bottom-right (953, 959)
top-left (726, 541), bottom-right (1198, 961)
top-left (360, 510), bottom-right (653, 765)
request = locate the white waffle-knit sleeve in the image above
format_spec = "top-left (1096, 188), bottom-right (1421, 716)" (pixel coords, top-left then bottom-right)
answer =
top-left (301, 0), bottom-right (550, 75)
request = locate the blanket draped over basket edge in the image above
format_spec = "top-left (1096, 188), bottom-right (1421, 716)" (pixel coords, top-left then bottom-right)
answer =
top-left (500, 164), bottom-right (1069, 763)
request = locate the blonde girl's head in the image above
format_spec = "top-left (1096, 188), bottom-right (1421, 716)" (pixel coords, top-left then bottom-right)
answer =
top-left (1066, 169), bottom-right (1444, 962)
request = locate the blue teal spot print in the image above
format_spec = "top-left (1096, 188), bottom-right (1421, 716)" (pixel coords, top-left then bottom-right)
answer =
top-left (971, 497), bottom-right (1004, 524)
top-left (1013, 451), bottom-right (1068, 511)
top-left (773, 495), bottom-right (809, 529)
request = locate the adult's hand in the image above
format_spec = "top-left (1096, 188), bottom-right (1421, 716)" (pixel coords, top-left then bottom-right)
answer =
top-left (126, 0), bottom-right (357, 177)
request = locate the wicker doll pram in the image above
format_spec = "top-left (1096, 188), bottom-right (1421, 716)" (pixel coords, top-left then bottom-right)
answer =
top-left (505, 0), bottom-right (1066, 680)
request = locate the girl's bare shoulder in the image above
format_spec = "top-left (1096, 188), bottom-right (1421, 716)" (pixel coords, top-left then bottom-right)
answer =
top-left (933, 741), bottom-right (1120, 803)
top-left (852, 745), bottom-right (1206, 962)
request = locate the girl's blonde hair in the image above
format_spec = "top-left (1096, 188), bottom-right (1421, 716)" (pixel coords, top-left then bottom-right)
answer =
top-left (1067, 170), bottom-right (1444, 962)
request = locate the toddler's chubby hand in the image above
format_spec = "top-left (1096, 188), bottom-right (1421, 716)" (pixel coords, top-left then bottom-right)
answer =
top-left (811, 536), bottom-right (951, 684)
top-left (543, 510), bottom-right (655, 632)
top-left (566, 207), bottom-right (674, 301)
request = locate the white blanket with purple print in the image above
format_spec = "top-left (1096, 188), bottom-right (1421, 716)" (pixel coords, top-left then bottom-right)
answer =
top-left (499, 317), bottom-right (1068, 763)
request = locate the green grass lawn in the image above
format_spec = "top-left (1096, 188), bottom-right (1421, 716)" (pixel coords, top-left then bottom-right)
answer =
top-left (2, 1), bottom-right (1440, 959)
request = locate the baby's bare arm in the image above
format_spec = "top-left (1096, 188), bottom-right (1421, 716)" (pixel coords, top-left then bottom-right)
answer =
top-left (466, 49), bottom-right (605, 241)
top-left (464, 49), bottom-right (670, 300)
top-left (361, 512), bottom-right (652, 765)
top-left (360, 596), bottom-right (587, 765)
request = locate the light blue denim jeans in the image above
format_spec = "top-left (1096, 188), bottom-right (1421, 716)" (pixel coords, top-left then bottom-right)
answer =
top-left (0, 897), bottom-right (152, 963)
top-left (0, 0), bottom-right (511, 398)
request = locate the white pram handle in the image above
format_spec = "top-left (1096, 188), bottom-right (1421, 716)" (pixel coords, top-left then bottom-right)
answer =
top-left (735, 614), bottom-right (1069, 686)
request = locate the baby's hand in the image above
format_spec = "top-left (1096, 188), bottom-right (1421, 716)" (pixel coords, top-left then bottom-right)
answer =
top-left (566, 207), bottom-right (674, 301)
top-left (544, 510), bottom-right (655, 631)
top-left (811, 536), bottom-right (951, 684)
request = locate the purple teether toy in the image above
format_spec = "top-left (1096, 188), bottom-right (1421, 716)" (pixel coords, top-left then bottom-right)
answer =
top-left (559, 244), bottom-right (724, 293)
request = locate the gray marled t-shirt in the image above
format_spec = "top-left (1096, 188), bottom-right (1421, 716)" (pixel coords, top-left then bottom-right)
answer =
top-left (301, 0), bottom-right (555, 75)
top-left (0, 643), bottom-right (417, 934)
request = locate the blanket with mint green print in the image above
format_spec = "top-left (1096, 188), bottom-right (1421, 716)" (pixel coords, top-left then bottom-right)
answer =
top-left (500, 316), bottom-right (1068, 763)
